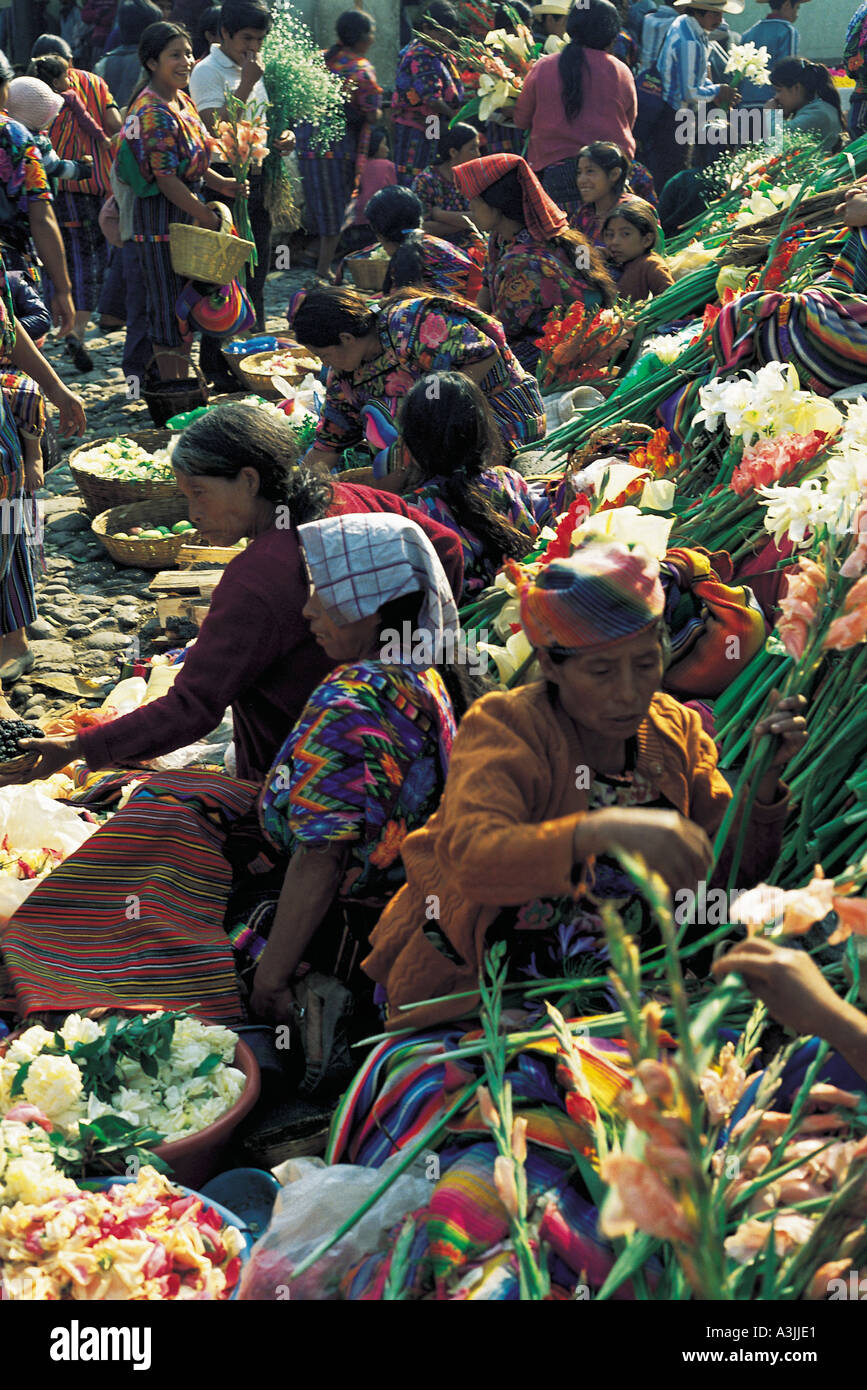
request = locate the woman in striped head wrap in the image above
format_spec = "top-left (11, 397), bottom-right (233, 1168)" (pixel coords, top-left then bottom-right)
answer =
top-left (365, 539), bottom-right (807, 1030)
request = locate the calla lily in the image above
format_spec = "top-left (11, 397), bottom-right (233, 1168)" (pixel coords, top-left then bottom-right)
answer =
top-left (573, 506), bottom-right (674, 558)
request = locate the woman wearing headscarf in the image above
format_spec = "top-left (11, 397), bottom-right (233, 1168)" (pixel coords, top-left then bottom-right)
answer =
top-left (513, 0), bottom-right (637, 216)
top-left (0, 406), bottom-right (467, 1025)
top-left (247, 512), bottom-right (469, 1021)
top-left (454, 153), bottom-right (616, 372)
top-left (289, 284), bottom-right (547, 469)
top-left (364, 539), bottom-right (806, 1029)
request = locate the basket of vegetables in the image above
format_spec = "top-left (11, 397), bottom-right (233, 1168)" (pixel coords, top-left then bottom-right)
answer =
top-left (69, 431), bottom-right (182, 518)
top-left (91, 498), bottom-right (198, 569)
top-left (238, 345), bottom-right (322, 397)
top-left (0, 719), bottom-right (45, 779)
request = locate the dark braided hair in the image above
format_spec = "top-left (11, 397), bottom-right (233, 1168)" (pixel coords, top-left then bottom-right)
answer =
top-left (399, 372), bottom-right (532, 568)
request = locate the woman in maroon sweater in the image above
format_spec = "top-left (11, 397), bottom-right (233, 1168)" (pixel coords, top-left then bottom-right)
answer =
top-left (11, 403), bottom-right (464, 784)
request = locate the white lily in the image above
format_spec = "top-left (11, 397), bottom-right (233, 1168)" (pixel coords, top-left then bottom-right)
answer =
top-left (757, 479), bottom-right (837, 547)
top-left (477, 74), bottom-right (515, 120)
top-left (573, 506), bottom-right (674, 558)
top-left (476, 628), bottom-right (534, 685)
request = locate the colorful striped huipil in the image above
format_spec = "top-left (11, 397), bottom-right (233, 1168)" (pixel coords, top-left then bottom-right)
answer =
top-left (123, 86), bottom-right (211, 348)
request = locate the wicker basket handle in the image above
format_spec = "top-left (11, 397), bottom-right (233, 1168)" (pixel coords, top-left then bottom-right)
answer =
top-left (145, 351), bottom-right (208, 389)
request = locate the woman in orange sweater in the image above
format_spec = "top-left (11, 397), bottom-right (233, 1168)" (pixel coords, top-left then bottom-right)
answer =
top-left (364, 539), bottom-right (806, 1029)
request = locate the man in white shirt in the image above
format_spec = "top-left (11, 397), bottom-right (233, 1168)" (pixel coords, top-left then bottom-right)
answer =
top-left (189, 0), bottom-right (293, 386)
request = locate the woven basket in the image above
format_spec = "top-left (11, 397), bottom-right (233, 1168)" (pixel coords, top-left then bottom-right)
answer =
top-left (141, 353), bottom-right (209, 428)
top-left (92, 498), bottom-right (198, 570)
top-left (344, 251), bottom-right (388, 291)
top-left (169, 203), bottom-right (255, 285)
top-left (238, 347), bottom-right (322, 397)
top-left (69, 430), bottom-right (181, 518)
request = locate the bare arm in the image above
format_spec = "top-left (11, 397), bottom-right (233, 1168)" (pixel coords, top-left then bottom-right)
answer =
top-left (154, 171), bottom-right (220, 228)
top-left (251, 844), bottom-right (347, 1018)
top-left (9, 320), bottom-right (86, 434)
top-left (103, 106), bottom-right (123, 136)
top-left (27, 202), bottom-right (75, 335)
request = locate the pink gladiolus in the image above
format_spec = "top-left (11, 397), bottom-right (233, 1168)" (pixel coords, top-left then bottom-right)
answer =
top-left (477, 1085), bottom-right (500, 1131)
top-left (699, 1041), bottom-right (750, 1125)
top-left (776, 556), bottom-right (826, 659)
top-left (731, 431), bottom-right (828, 498)
top-left (493, 1155), bottom-right (520, 1219)
top-left (828, 895), bottom-right (867, 944)
top-left (511, 1116), bottom-right (528, 1164)
top-left (724, 1213), bottom-right (814, 1264)
top-left (600, 1155), bottom-right (694, 1244)
top-left (781, 866), bottom-right (835, 935)
top-left (636, 1059), bottom-right (675, 1102)
top-left (840, 504), bottom-right (867, 578)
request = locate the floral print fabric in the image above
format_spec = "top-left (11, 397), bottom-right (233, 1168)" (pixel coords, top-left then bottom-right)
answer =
top-left (314, 294), bottom-right (518, 454)
top-left (259, 661), bottom-right (456, 905)
top-left (485, 228), bottom-right (603, 367)
top-left (391, 39), bottom-right (463, 130)
top-left (405, 466), bottom-right (540, 594)
top-left (0, 115), bottom-right (52, 240)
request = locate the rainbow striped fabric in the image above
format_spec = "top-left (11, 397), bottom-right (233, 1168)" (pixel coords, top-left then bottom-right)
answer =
top-left (1, 771), bottom-right (257, 1024)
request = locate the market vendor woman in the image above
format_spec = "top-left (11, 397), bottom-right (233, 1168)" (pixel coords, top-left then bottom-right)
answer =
top-left (4, 403), bottom-right (464, 787)
top-left (289, 284), bottom-right (546, 466)
top-left (364, 540), bottom-right (807, 1029)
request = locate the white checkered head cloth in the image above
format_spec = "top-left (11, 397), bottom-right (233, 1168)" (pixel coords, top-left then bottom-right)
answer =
top-left (297, 513), bottom-right (460, 661)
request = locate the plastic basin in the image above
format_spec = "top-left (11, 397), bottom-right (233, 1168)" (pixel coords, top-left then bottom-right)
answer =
top-left (151, 1039), bottom-right (261, 1189)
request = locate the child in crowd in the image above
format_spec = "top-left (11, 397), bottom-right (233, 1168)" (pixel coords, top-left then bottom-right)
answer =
top-left (572, 141), bottom-right (631, 248)
top-left (602, 197), bottom-right (673, 300)
top-left (4, 76), bottom-right (94, 193)
top-left (353, 126), bottom-right (397, 231)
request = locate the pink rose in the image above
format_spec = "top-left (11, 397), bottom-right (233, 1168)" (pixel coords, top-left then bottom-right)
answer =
top-left (383, 369), bottom-right (415, 398)
top-left (418, 313), bottom-right (448, 349)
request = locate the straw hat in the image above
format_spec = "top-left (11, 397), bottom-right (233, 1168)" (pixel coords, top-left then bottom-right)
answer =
top-left (673, 0), bottom-right (746, 13)
top-left (531, 1), bottom-right (572, 16)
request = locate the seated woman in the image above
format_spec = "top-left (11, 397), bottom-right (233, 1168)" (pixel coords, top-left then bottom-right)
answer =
top-left (364, 539), bottom-right (806, 1030)
top-left (10, 403), bottom-right (465, 788)
top-left (246, 512), bottom-right (473, 1022)
top-left (386, 372), bottom-right (544, 594)
top-left (770, 58), bottom-right (844, 154)
top-left (289, 285), bottom-right (547, 469)
top-left (453, 153), bottom-right (616, 373)
top-left (410, 122), bottom-right (487, 268)
top-left (603, 197), bottom-right (673, 300)
top-left (364, 185), bottom-right (483, 302)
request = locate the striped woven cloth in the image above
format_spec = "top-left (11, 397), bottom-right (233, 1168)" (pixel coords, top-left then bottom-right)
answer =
top-left (327, 1021), bottom-right (632, 1166)
top-left (0, 771), bottom-right (257, 1023)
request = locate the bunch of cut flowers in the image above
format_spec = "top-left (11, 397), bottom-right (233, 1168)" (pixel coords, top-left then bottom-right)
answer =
top-left (213, 92), bottom-right (269, 263)
top-left (534, 301), bottom-right (630, 392)
top-left (593, 855), bottom-right (867, 1301)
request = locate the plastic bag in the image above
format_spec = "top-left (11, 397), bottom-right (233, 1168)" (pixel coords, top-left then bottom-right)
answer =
top-left (237, 1154), bottom-right (430, 1300)
top-left (0, 786), bottom-right (98, 927)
